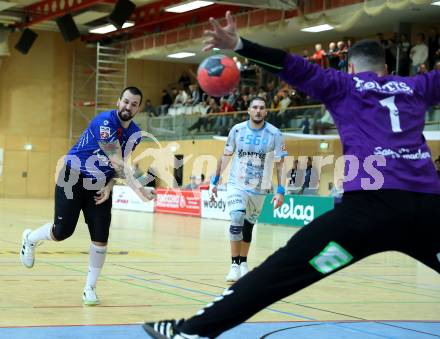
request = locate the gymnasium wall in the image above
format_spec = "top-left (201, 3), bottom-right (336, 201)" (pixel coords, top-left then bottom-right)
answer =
top-left (132, 138), bottom-right (345, 195)
top-left (0, 27), bottom-right (439, 198)
top-left (0, 30), bottom-right (196, 198)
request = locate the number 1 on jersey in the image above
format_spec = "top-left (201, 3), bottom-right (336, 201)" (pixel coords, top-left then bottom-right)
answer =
top-left (379, 96), bottom-right (402, 133)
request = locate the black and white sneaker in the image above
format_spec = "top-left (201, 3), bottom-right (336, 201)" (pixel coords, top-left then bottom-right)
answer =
top-left (143, 319), bottom-right (199, 339)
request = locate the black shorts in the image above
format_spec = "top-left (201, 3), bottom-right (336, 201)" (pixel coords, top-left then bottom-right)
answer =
top-left (53, 165), bottom-right (112, 242)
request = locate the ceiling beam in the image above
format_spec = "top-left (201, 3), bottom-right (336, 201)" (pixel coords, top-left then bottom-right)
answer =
top-left (17, 0), bottom-right (113, 28)
top-left (84, 2), bottom-right (243, 42)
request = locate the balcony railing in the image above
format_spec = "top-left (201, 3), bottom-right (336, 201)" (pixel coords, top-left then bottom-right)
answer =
top-left (133, 104), bottom-right (440, 141)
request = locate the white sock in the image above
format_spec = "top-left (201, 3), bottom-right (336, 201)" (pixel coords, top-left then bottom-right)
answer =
top-left (28, 223), bottom-right (53, 243)
top-left (85, 244), bottom-right (107, 288)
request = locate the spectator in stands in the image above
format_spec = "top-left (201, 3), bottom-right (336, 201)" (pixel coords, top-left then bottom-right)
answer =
top-left (185, 175), bottom-right (199, 190)
top-left (178, 70), bottom-right (191, 90)
top-left (302, 49), bottom-right (309, 59)
top-left (257, 86), bottom-right (267, 99)
top-left (248, 86), bottom-right (257, 101)
top-left (188, 100), bottom-right (207, 133)
top-left (174, 88), bottom-right (189, 106)
top-left (397, 33), bottom-right (411, 76)
top-left (435, 157), bottom-right (440, 179)
top-left (168, 88), bottom-right (189, 115)
top-left (435, 60), bottom-right (440, 71)
top-left (297, 157), bottom-right (318, 195)
top-left (226, 90), bottom-right (238, 107)
top-left (418, 63), bottom-right (429, 74)
top-left (313, 109), bottom-right (334, 134)
top-left (288, 160), bottom-right (299, 186)
top-left (299, 115), bottom-right (310, 134)
top-left (143, 99), bottom-right (157, 117)
top-left (337, 41), bottom-right (348, 72)
top-left (171, 87), bottom-right (178, 101)
top-left (410, 33), bottom-right (429, 75)
top-left (267, 94), bottom-right (280, 126)
top-left (213, 97), bottom-right (235, 136)
top-left (327, 42), bottom-right (340, 69)
top-left (277, 90), bottom-right (291, 128)
top-left (310, 43), bottom-right (327, 68)
top-left (265, 81), bottom-right (276, 105)
top-left (377, 33), bottom-right (395, 74)
top-left (281, 99), bottom-right (297, 129)
top-left (234, 95), bottom-right (247, 112)
top-left (187, 84), bottom-right (201, 107)
top-left (157, 89), bottom-right (173, 115)
top-left (242, 94), bottom-right (251, 110)
top-left (428, 28), bottom-right (440, 69)
top-left (433, 47), bottom-right (440, 68)
top-left (233, 56), bottom-right (242, 71)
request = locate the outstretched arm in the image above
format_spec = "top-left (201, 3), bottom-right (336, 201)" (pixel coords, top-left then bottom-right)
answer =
top-left (99, 141), bottom-right (155, 201)
top-left (203, 11), bottom-right (349, 106)
top-left (203, 11), bottom-right (287, 73)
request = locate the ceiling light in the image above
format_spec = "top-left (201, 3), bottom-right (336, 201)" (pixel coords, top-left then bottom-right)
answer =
top-left (165, 1), bottom-right (214, 13)
top-left (431, 1), bottom-right (440, 5)
top-left (301, 24), bottom-right (334, 33)
top-left (89, 22), bottom-right (134, 34)
top-left (167, 52), bottom-right (196, 59)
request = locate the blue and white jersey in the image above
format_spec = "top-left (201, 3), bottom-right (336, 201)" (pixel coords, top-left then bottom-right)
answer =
top-left (66, 110), bottom-right (141, 179)
top-left (225, 121), bottom-right (287, 194)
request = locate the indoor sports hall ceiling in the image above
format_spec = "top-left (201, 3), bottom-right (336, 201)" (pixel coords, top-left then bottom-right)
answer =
top-left (0, 0), bottom-right (439, 62)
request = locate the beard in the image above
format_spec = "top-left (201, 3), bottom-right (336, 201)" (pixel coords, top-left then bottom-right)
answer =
top-left (251, 116), bottom-right (264, 124)
top-left (118, 109), bottom-right (133, 121)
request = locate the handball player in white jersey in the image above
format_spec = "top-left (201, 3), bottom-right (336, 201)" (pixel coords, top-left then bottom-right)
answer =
top-left (209, 96), bottom-right (288, 282)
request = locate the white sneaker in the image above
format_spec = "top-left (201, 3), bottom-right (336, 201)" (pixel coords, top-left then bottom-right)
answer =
top-left (240, 262), bottom-right (249, 277)
top-left (20, 229), bottom-right (36, 268)
top-left (83, 286), bottom-right (100, 306)
top-left (225, 263), bottom-right (240, 282)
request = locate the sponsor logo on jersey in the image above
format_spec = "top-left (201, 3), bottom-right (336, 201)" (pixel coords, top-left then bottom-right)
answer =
top-left (237, 149), bottom-right (266, 160)
top-left (227, 198), bottom-right (242, 206)
top-left (100, 126), bottom-right (111, 139)
top-left (353, 77), bottom-right (413, 95)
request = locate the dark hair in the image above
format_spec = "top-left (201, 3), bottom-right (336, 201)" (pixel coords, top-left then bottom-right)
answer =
top-left (120, 86), bottom-right (143, 106)
top-left (250, 96), bottom-right (267, 107)
top-left (348, 39), bottom-right (385, 66)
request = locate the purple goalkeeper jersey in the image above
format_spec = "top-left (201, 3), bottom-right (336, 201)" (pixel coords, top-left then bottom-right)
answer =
top-left (279, 55), bottom-right (440, 194)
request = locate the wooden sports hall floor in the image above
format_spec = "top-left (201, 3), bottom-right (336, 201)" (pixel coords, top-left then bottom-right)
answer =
top-left (0, 198), bottom-right (439, 338)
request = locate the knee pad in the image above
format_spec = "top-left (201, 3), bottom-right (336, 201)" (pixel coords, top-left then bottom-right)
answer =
top-left (52, 223), bottom-right (75, 241)
top-left (229, 210), bottom-right (245, 241)
top-left (242, 219), bottom-right (254, 243)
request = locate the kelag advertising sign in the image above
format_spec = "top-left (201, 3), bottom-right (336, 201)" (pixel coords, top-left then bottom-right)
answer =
top-left (258, 194), bottom-right (334, 227)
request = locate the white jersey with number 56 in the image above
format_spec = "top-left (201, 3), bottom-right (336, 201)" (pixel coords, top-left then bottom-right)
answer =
top-left (224, 121), bottom-right (287, 195)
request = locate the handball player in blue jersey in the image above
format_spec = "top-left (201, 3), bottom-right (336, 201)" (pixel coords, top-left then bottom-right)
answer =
top-left (20, 86), bottom-right (155, 306)
top-left (143, 12), bottom-right (440, 339)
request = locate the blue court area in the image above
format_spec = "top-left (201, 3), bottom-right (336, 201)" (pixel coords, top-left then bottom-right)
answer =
top-left (2, 321), bottom-right (440, 339)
